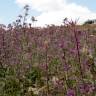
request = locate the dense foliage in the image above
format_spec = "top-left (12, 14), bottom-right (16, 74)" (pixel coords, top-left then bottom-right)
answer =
top-left (0, 5), bottom-right (96, 96)
top-left (0, 21), bottom-right (96, 96)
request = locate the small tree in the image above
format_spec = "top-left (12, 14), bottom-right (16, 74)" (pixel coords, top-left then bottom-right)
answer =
top-left (83, 20), bottom-right (94, 25)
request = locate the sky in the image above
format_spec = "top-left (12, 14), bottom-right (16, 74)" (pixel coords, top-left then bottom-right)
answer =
top-left (0, 0), bottom-right (96, 26)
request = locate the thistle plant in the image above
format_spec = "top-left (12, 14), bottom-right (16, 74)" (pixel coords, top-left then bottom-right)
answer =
top-left (44, 40), bottom-right (50, 96)
top-left (0, 7), bottom-right (96, 95)
top-left (23, 5), bottom-right (29, 28)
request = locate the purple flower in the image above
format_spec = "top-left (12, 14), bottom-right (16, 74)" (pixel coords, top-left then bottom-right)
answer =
top-left (59, 39), bottom-right (68, 49)
top-left (66, 89), bottom-right (75, 96)
top-left (79, 83), bottom-right (94, 94)
top-left (64, 64), bottom-right (71, 71)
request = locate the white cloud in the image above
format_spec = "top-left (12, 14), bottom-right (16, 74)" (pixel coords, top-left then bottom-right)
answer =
top-left (16, 0), bottom-right (96, 26)
top-left (16, 0), bottom-right (66, 12)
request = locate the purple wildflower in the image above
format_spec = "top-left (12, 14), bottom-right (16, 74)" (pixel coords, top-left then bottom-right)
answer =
top-left (79, 83), bottom-right (94, 94)
top-left (66, 88), bottom-right (75, 96)
top-left (64, 64), bottom-right (71, 71)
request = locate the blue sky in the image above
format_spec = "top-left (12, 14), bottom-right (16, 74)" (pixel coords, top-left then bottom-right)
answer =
top-left (69, 0), bottom-right (96, 12)
top-left (0, 0), bottom-right (40, 25)
top-left (0, 0), bottom-right (96, 26)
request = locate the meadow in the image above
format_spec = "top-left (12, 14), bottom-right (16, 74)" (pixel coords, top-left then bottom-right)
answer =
top-left (0, 5), bottom-right (96, 96)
